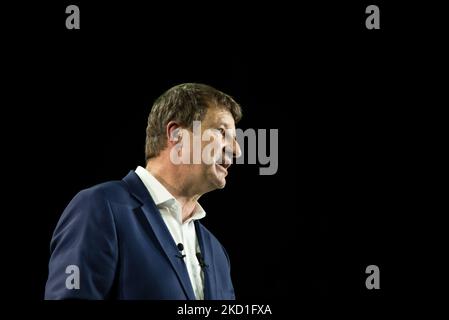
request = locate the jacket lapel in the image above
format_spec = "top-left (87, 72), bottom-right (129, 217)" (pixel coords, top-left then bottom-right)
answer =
top-left (195, 220), bottom-right (218, 299)
top-left (122, 171), bottom-right (196, 300)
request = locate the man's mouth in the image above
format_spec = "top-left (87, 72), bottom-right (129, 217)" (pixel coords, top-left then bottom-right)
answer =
top-left (215, 160), bottom-right (231, 173)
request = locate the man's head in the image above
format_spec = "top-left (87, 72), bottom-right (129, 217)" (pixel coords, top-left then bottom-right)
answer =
top-left (145, 83), bottom-right (242, 195)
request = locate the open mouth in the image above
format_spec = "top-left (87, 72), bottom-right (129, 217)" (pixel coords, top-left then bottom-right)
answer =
top-left (216, 159), bottom-right (231, 173)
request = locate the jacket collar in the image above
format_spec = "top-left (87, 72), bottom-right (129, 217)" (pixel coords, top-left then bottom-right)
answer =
top-left (122, 170), bottom-right (197, 300)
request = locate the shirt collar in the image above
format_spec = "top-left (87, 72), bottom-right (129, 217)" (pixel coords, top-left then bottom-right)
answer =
top-left (135, 166), bottom-right (206, 222)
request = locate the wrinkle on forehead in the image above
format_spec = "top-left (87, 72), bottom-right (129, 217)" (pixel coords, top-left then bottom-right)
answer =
top-left (202, 106), bottom-right (236, 129)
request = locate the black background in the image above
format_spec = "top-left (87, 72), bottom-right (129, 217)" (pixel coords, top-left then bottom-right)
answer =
top-left (1, 0), bottom-right (444, 317)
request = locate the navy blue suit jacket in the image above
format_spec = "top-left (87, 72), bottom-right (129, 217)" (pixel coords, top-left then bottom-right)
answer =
top-left (45, 171), bottom-right (235, 300)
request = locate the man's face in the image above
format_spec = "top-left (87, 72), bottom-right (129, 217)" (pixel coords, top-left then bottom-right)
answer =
top-left (180, 106), bottom-right (241, 194)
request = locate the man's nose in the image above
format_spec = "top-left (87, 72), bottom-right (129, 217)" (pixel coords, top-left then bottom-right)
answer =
top-left (233, 139), bottom-right (242, 159)
top-left (223, 133), bottom-right (241, 160)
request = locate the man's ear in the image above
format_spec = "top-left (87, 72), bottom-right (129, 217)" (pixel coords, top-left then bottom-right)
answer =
top-left (166, 121), bottom-right (182, 146)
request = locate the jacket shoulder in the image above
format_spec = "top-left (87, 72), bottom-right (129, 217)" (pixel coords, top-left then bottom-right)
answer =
top-left (74, 179), bottom-right (133, 205)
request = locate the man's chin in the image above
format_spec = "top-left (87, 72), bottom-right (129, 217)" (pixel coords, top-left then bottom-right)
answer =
top-left (216, 180), bottom-right (226, 189)
top-left (209, 166), bottom-right (227, 190)
top-left (209, 174), bottom-right (226, 189)
top-left (211, 175), bottom-right (226, 190)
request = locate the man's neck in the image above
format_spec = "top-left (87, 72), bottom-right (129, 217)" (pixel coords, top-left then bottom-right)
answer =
top-left (146, 162), bottom-right (201, 223)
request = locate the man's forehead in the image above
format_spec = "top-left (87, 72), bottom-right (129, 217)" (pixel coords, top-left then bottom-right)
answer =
top-left (203, 106), bottom-right (235, 127)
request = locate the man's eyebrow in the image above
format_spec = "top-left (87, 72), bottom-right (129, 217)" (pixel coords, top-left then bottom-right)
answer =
top-left (219, 122), bottom-right (233, 129)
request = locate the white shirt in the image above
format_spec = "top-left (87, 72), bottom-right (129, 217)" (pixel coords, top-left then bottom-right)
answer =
top-left (135, 166), bottom-right (206, 300)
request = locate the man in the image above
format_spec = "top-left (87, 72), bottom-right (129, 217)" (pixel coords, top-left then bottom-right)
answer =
top-left (45, 83), bottom-right (242, 299)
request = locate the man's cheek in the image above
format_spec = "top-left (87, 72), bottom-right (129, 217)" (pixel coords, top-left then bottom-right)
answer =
top-left (202, 139), bottom-right (222, 165)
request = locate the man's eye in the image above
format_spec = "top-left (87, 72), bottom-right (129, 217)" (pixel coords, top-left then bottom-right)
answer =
top-left (217, 128), bottom-right (225, 136)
